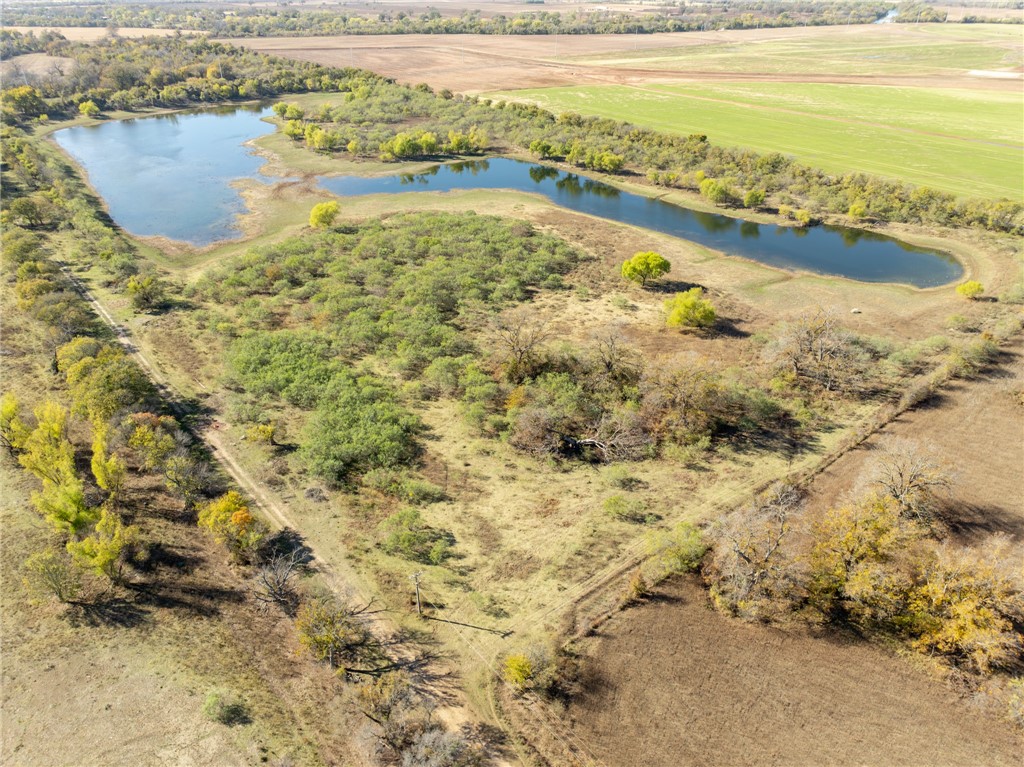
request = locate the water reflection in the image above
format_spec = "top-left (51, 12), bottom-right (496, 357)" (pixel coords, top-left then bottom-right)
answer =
top-left (54, 107), bottom-right (963, 287)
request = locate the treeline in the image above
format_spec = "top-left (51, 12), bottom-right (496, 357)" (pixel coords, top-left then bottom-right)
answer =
top-left (1, 118), bottom-right (485, 764)
top-left (0, 33), bottom-right (363, 116)
top-left (3, 2), bottom-right (895, 37)
top-left (277, 83), bottom-right (1023, 232)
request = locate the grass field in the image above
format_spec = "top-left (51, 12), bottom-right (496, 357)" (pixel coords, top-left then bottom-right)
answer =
top-left (488, 81), bottom-right (1024, 199)
top-left (563, 23), bottom-right (1023, 76)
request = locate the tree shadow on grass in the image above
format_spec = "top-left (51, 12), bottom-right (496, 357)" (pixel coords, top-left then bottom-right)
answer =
top-left (65, 595), bottom-right (152, 630)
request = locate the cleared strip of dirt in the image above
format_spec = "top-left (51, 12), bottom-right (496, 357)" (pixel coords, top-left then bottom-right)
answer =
top-left (563, 577), bottom-right (1023, 767)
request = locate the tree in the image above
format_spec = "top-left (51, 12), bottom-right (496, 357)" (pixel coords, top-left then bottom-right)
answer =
top-left (0, 392), bottom-right (28, 455)
top-left (197, 491), bottom-right (267, 561)
top-left (78, 100), bottom-right (100, 118)
top-left (295, 596), bottom-right (373, 669)
top-left (955, 280), bottom-right (984, 300)
top-left (806, 493), bottom-right (912, 618)
top-left (22, 549), bottom-right (82, 604)
top-left (664, 287), bottom-right (716, 330)
top-left (699, 178), bottom-right (736, 206)
top-left (3, 85), bottom-right (47, 116)
top-left (162, 450), bottom-right (213, 510)
top-left (18, 400), bottom-right (76, 487)
top-left (91, 425), bottom-right (127, 502)
top-left (743, 188), bottom-right (766, 209)
top-left (253, 550), bottom-right (305, 615)
top-left (708, 482), bottom-right (801, 618)
top-left (493, 309), bottom-right (552, 382)
top-left (125, 274), bottom-right (166, 312)
top-left (868, 438), bottom-right (952, 524)
top-left (764, 309), bottom-right (863, 391)
top-left (309, 201), bottom-right (340, 228)
top-left (621, 251), bottom-right (670, 288)
top-left (66, 508), bottom-right (139, 582)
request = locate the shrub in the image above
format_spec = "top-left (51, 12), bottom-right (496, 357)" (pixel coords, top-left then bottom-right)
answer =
top-left (956, 280), bottom-right (984, 300)
top-left (202, 690), bottom-right (251, 726)
top-left (379, 508), bottom-right (454, 564)
top-left (664, 287), bottom-right (716, 329)
top-left (309, 200), bottom-right (340, 228)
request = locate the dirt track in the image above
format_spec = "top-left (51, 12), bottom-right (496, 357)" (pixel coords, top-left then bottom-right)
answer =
top-left (565, 577), bottom-right (1023, 767)
top-left (225, 25), bottom-right (1021, 93)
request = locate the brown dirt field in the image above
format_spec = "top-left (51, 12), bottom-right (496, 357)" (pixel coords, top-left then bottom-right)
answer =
top-left (0, 53), bottom-right (75, 80)
top-left (562, 577), bottom-right (1023, 767)
top-left (4, 26), bottom-right (178, 41)
top-left (225, 25), bottom-right (1021, 94)
top-left (804, 337), bottom-right (1024, 544)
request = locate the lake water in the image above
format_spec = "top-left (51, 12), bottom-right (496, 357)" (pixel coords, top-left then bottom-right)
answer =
top-left (53, 104), bottom-right (274, 245)
top-left (53, 106), bottom-right (963, 287)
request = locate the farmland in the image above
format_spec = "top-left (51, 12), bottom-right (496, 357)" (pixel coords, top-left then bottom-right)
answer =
top-left (486, 81), bottom-right (1024, 199)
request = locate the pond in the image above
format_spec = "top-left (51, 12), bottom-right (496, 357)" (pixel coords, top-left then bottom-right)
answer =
top-left (53, 106), bottom-right (962, 287)
top-left (53, 104), bottom-right (274, 245)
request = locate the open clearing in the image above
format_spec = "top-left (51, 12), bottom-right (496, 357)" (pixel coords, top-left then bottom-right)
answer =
top-left (561, 577), bottom-right (1023, 767)
top-left (486, 81), bottom-right (1024, 199)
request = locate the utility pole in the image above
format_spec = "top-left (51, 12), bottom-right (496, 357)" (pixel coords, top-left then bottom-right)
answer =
top-left (410, 571), bottom-right (424, 616)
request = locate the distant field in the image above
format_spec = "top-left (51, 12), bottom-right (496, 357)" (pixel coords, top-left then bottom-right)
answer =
top-left (489, 82), bottom-right (1024, 199)
top-left (563, 23), bottom-right (1023, 76)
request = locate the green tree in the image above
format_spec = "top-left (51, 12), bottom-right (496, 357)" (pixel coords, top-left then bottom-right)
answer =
top-left (18, 400), bottom-right (76, 487)
top-left (78, 100), bottom-right (100, 118)
top-left (956, 280), bottom-right (984, 300)
top-left (22, 549), bottom-right (82, 604)
top-left (664, 287), bottom-right (716, 329)
top-left (66, 508), bottom-right (139, 582)
top-left (309, 201), bottom-right (340, 228)
top-left (125, 274), bottom-right (166, 311)
top-left (743, 188), bottom-right (766, 209)
top-left (621, 251), bottom-right (671, 288)
top-left (0, 392), bottom-right (28, 455)
top-left (91, 424), bottom-right (127, 502)
top-left (3, 85), bottom-right (47, 116)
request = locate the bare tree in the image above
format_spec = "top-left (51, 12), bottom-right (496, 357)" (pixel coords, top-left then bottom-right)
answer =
top-left (253, 550), bottom-right (305, 615)
top-left (709, 482), bottom-right (802, 617)
top-left (493, 309), bottom-right (553, 382)
top-left (868, 437), bottom-right (952, 524)
top-left (765, 308), bottom-right (863, 391)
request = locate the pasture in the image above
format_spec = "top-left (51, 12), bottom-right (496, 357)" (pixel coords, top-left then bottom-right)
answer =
top-left (487, 81), bottom-right (1024, 199)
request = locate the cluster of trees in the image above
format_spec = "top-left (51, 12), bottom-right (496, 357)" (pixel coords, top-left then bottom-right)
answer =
top-left (2, 3), bottom-right (899, 37)
top-left (193, 211), bottom-right (579, 485)
top-left (0, 33), bottom-right (364, 118)
top-left (705, 443), bottom-right (1023, 675)
top-left (278, 81), bottom-right (1020, 233)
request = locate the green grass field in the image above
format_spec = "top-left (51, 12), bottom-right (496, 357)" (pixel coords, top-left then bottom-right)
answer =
top-left (489, 82), bottom-right (1023, 199)
top-left (563, 24), bottom-right (1023, 76)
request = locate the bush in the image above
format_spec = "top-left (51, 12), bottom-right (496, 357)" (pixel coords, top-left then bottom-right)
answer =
top-left (956, 280), bottom-right (984, 300)
top-left (309, 200), bottom-right (340, 228)
top-left (603, 494), bottom-right (655, 524)
top-left (664, 287), bottom-right (716, 329)
top-left (379, 508), bottom-right (454, 564)
top-left (202, 690), bottom-right (251, 726)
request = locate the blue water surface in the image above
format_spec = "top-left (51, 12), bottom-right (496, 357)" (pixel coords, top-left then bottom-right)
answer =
top-left (53, 107), bottom-right (962, 287)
